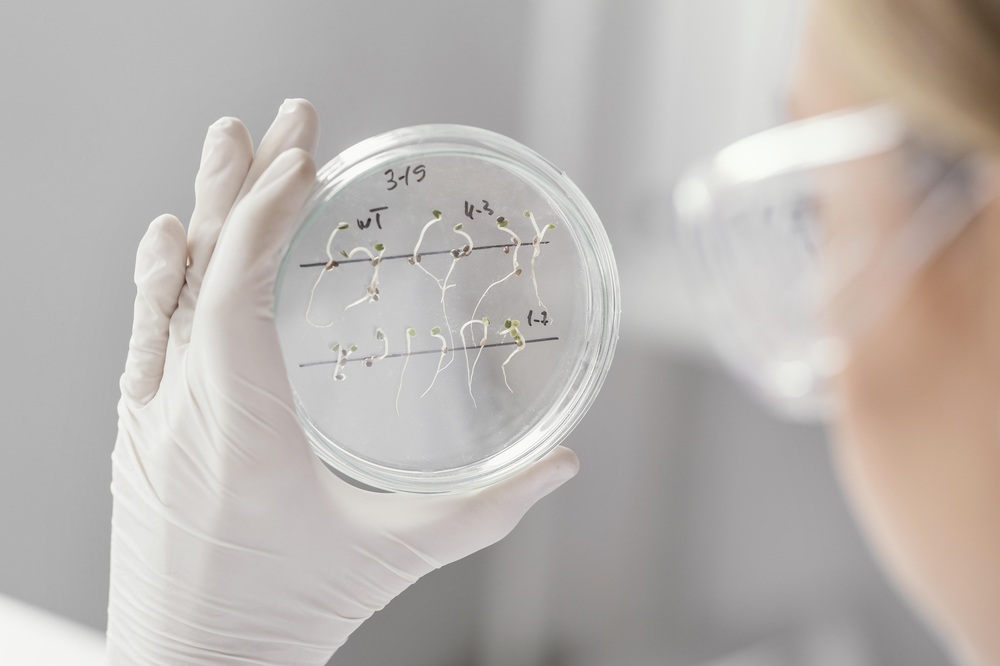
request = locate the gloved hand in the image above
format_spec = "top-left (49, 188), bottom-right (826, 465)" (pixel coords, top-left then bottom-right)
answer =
top-left (106, 99), bottom-right (579, 665)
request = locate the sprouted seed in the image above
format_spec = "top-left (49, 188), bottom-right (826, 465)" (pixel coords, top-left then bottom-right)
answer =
top-left (458, 316), bottom-right (490, 406)
top-left (410, 210), bottom-right (456, 369)
top-left (453, 224), bottom-right (474, 256)
top-left (365, 328), bottom-right (389, 368)
top-left (376, 327), bottom-right (388, 360)
top-left (395, 327), bottom-right (417, 416)
top-left (470, 216), bottom-right (523, 323)
top-left (305, 222), bottom-right (350, 327)
top-left (410, 210), bottom-right (445, 288)
top-left (524, 211), bottom-right (555, 310)
top-left (332, 341), bottom-right (358, 381)
top-left (441, 223), bottom-right (475, 303)
top-left (421, 325), bottom-right (450, 398)
top-left (344, 243), bottom-right (385, 310)
top-left (498, 318), bottom-right (526, 393)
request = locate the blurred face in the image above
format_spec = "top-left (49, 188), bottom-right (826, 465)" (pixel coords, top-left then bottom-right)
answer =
top-left (793, 2), bottom-right (1000, 661)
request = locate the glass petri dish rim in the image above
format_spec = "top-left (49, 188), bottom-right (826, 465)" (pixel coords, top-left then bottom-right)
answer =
top-left (275, 124), bottom-right (621, 493)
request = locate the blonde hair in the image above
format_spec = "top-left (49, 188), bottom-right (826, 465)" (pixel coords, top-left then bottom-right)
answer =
top-left (824, 0), bottom-right (1000, 151)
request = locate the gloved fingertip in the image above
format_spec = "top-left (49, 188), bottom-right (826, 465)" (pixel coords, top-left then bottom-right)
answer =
top-left (209, 115), bottom-right (241, 130)
top-left (138, 213), bottom-right (185, 259)
top-left (534, 446), bottom-right (580, 498)
top-left (143, 213), bottom-right (185, 249)
top-left (476, 445), bottom-right (579, 511)
top-left (146, 212), bottom-right (184, 237)
top-left (199, 118), bottom-right (252, 173)
top-left (445, 446), bottom-right (579, 550)
top-left (211, 116), bottom-right (252, 141)
top-left (280, 98), bottom-right (317, 117)
top-left (274, 98), bottom-right (320, 156)
top-left (135, 214), bottom-right (187, 289)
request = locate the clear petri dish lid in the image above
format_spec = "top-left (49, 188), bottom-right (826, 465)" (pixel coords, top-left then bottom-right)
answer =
top-left (274, 124), bottom-right (620, 493)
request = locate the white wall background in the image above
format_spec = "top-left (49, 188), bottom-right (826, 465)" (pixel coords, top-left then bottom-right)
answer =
top-left (0, 2), bottom-right (953, 664)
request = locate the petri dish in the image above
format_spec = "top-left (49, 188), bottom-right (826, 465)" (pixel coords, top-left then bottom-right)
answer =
top-left (275, 124), bottom-right (620, 493)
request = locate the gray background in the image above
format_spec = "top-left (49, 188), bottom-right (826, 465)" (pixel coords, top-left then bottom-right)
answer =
top-left (0, 1), bottom-right (954, 664)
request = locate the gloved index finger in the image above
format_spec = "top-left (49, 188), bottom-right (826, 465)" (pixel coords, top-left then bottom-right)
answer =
top-left (187, 118), bottom-right (253, 294)
top-left (171, 117), bottom-right (254, 347)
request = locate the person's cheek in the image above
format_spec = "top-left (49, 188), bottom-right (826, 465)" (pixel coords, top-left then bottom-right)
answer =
top-left (834, 206), bottom-right (995, 425)
top-left (830, 212), bottom-right (1000, 663)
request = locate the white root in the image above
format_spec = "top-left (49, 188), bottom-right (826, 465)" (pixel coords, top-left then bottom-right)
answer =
top-left (441, 223), bottom-right (476, 302)
top-left (524, 211), bottom-right (555, 310)
top-left (470, 217), bottom-right (522, 323)
top-left (421, 326), bottom-right (449, 398)
top-left (409, 211), bottom-right (460, 372)
top-left (459, 316), bottom-right (490, 407)
top-left (498, 319), bottom-right (525, 394)
top-left (394, 328), bottom-right (417, 416)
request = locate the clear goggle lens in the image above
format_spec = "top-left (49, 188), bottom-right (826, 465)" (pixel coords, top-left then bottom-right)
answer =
top-left (673, 105), bottom-right (992, 420)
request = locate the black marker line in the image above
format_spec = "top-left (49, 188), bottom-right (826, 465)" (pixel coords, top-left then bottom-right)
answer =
top-left (298, 336), bottom-right (559, 368)
top-left (299, 241), bottom-right (550, 268)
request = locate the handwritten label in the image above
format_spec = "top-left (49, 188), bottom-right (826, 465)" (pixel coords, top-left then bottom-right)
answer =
top-left (384, 164), bottom-right (427, 191)
top-left (464, 199), bottom-right (494, 220)
top-left (527, 309), bottom-right (550, 326)
top-left (357, 206), bottom-right (388, 230)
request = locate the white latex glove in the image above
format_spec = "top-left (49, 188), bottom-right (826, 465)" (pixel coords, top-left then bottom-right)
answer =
top-left (107, 99), bottom-right (579, 665)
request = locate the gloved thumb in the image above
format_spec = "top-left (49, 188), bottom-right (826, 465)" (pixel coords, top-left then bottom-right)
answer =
top-left (454, 446), bottom-right (579, 551)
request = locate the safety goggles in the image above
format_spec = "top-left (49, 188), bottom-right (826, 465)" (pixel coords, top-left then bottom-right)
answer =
top-left (672, 104), bottom-right (995, 420)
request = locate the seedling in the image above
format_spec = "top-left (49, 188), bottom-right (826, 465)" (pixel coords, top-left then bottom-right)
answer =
top-left (409, 210), bottom-right (456, 368)
top-left (421, 326), bottom-right (450, 397)
top-left (364, 328), bottom-right (389, 367)
top-left (305, 222), bottom-right (350, 327)
top-left (441, 223), bottom-right (475, 302)
top-left (524, 210), bottom-right (555, 310)
top-left (331, 342), bottom-right (359, 381)
top-left (471, 216), bottom-right (523, 322)
top-left (498, 318), bottom-right (526, 393)
top-left (345, 242), bottom-right (387, 310)
top-left (409, 210), bottom-right (445, 287)
top-left (459, 316), bottom-right (490, 406)
top-left (394, 327), bottom-right (418, 416)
